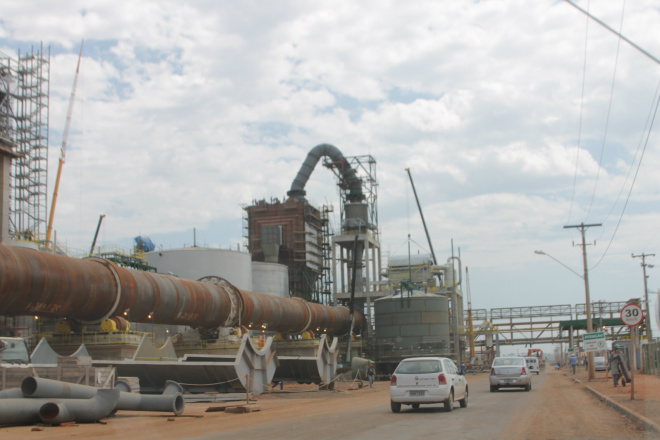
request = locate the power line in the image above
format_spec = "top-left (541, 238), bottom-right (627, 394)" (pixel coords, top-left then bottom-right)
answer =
top-left (590, 83), bottom-right (660, 269)
top-left (564, 0), bottom-right (660, 67)
top-left (567, 0), bottom-right (591, 224)
top-left (601, 77), bottom-right (660, 226)
top-left (585, 0), bottom-right (626, 220)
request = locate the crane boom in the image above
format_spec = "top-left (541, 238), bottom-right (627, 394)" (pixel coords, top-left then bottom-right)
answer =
top-left (45, 40), bottom-right (84, 249)
top-left (405, 168), bottom-right (437, 264)
top-left (89, 214), bottom-right (106, 256)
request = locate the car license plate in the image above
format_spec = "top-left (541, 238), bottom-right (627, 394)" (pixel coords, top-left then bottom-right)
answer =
top-left (409, 390), bottom-right (425, 396)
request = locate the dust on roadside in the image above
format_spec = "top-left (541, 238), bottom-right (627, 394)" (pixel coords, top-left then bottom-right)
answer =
top-left (576, 368), bottom-right (660, 428)
top-left (505, 368), bottom-right (653, 440)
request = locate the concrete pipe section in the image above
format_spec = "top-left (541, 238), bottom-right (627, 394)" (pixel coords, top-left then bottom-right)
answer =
top-left (0, 398), bottom-right (48, 426)
top-left (0, 244), bottom-right (363, 335)
top-left (22, 376), bottom-right (185, 415)
top-left (0, 376), bottom-right (185, 427)
top-left (0, 388), bottom-right (120, 427)
top-left (38, 389), bottom-right (120, 425)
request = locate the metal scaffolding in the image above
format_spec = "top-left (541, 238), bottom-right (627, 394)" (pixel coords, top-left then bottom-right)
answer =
top-left (325, 154), bottom-right (379, 241)
top-left (0, 44), bottom-right (50, 242)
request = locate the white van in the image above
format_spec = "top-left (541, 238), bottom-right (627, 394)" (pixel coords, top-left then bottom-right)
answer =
top-left (525, 356), bottom-right (540, 375)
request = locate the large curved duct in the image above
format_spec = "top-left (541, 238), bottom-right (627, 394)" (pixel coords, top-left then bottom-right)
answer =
top-left (0, 388), bottom-right (23, 399)
top-left (22, 377), bottom-right (185, 416)
top-left (0, 398), bottom-right (53, 426)
top-left (0, 244), bottom-right (363, 336)
top-left (38, 389), bottom-right (120, 424)
top-left (0, 390), bottom-right (120, 427)
top-left (287, 143), bottom-right (364, 203)
top-left (113, 380), bottom-right (184, 415)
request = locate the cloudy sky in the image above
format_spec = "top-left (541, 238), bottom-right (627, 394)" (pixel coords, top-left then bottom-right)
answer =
top-left (2, 0), bottom-right (660, 333)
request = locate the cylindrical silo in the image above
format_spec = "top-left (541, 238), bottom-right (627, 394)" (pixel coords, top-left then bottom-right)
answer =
top-left (374, 291), bottom-right (450, 353)
top-left (146, 247), bottom-right (252, 291)
top-left (252, 262), bottom-right (289, 297)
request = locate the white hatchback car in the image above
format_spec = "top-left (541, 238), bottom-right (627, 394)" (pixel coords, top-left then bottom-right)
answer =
top-left (389, 357), bottom-right (468, 413)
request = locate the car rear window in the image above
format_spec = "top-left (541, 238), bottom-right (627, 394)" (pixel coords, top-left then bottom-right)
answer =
top-left (493, 357), bottom-right (524, 366)
top-left (395, 359), bottom-right (443, 374)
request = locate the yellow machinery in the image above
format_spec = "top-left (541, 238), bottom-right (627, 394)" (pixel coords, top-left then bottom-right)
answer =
top-left (45, 40), bottom-right (83, 249)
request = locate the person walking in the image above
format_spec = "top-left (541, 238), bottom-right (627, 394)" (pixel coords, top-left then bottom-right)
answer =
top-left (367, 362), bottom-right (375, 388)
top-left (609, 344), bottom-right (630, 387)
top-left (570, 354), bottom-right (577, 374)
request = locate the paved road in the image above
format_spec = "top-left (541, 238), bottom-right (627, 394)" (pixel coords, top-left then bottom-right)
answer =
top-left (191, 374), bottom-right (547, 440)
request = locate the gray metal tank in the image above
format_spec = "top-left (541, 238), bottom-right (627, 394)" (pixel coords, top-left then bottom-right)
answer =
top-left (252, 262), bottom-right (289, 297)
top-left (146, 247), bottom-right (252, 290)
top-left (374, 291), bottom-right (450, 354)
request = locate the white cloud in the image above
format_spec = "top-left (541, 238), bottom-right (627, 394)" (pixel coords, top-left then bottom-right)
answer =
top-left (2, 0), bottom-right (659, 320)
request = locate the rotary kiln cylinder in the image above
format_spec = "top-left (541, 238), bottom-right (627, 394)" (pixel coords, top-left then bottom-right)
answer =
top-left (374, 292), bottom-right (450, 348)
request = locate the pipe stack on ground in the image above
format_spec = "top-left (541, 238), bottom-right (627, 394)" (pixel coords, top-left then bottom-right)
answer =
top-left (0, 244), bottom-right (363, 335)
top-left (0, 377), bottom-right (185, 427)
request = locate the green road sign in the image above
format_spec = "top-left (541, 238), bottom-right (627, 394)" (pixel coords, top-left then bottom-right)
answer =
top-left (583, 331), bottom-right (606, 352)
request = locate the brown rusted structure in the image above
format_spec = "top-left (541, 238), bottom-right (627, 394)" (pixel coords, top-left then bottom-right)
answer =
top-left (244, 198), bottom-right (323, 302)
top-left (0, 244), bottom-right (362, 336)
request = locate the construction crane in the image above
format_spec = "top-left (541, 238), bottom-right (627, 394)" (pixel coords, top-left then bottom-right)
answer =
top-left (45, 40), bottom-right (84, 249)
top-left (405, 168), bottom-right (437, 265)
top-left (89, 214), bottom-right (106, 256)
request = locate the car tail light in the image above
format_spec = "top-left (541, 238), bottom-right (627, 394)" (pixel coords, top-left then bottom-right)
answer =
top-left (490, 368), bottom-right (495, 376)
top-left (438, 373), bottom-right (447, 385)
top-left (522, 366), bottom-right (527, 375)
top-left (390, 374), bottom-right (397, 386)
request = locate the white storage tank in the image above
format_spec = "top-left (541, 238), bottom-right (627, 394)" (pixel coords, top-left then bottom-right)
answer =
top-left (252, 262), bottom-right (289, 297)
top-left (146, 247), bottom-right (253, 290)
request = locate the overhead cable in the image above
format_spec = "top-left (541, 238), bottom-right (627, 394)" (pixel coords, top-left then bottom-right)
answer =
top-left (590, 79), bottom-right (660, 270)
top-left (564, 0), bottom-right (660, 67)
top-left (585, 0), bottom-right (626, 221)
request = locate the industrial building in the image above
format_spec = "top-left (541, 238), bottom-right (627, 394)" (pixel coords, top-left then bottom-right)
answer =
top-left (0, 46), bottom-right (643, 402)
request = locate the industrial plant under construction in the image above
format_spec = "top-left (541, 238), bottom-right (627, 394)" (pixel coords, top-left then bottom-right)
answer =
top-left (0, 43), bottom-right (642, 428)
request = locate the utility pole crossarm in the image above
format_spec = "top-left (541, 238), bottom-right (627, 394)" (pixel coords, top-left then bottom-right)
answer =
top-left (563, 222), bottom-right (601, 380)
top-left (632, 253), bottom-right (655, 343)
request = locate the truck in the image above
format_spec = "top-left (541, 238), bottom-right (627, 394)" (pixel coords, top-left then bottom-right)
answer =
top-left (527, 348), bottom-right (545, 371)
top-left (0, 337), bottom-right (31, 365)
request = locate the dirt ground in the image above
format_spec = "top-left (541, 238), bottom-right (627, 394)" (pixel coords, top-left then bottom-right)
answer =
top-left (504, 367), bottom-right (659, 440)
top-left (570, 366), bottom-right (660, 428)
top-left (1, 369), bottom-right (659, 439)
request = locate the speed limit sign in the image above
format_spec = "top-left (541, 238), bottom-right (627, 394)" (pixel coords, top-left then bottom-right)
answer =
top-left (620, 303), bottom-right (644, 326)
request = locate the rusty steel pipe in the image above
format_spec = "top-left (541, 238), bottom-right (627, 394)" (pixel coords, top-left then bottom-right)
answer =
top-left (238, 292), bottom-right (312, 334)
top-left (0, 245), bottom-right (121, 323)
top-left (0, 244), bottom-right (362, 335)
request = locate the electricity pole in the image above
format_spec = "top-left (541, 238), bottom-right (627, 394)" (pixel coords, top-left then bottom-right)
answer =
top-left (632, 253), bottom-right (654, 342)
top-left (564, 222), bottom-right (601, 380)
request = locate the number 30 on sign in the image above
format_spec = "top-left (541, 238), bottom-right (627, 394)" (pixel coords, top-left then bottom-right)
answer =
top-left (620, 303), bottom-right (644, 327)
